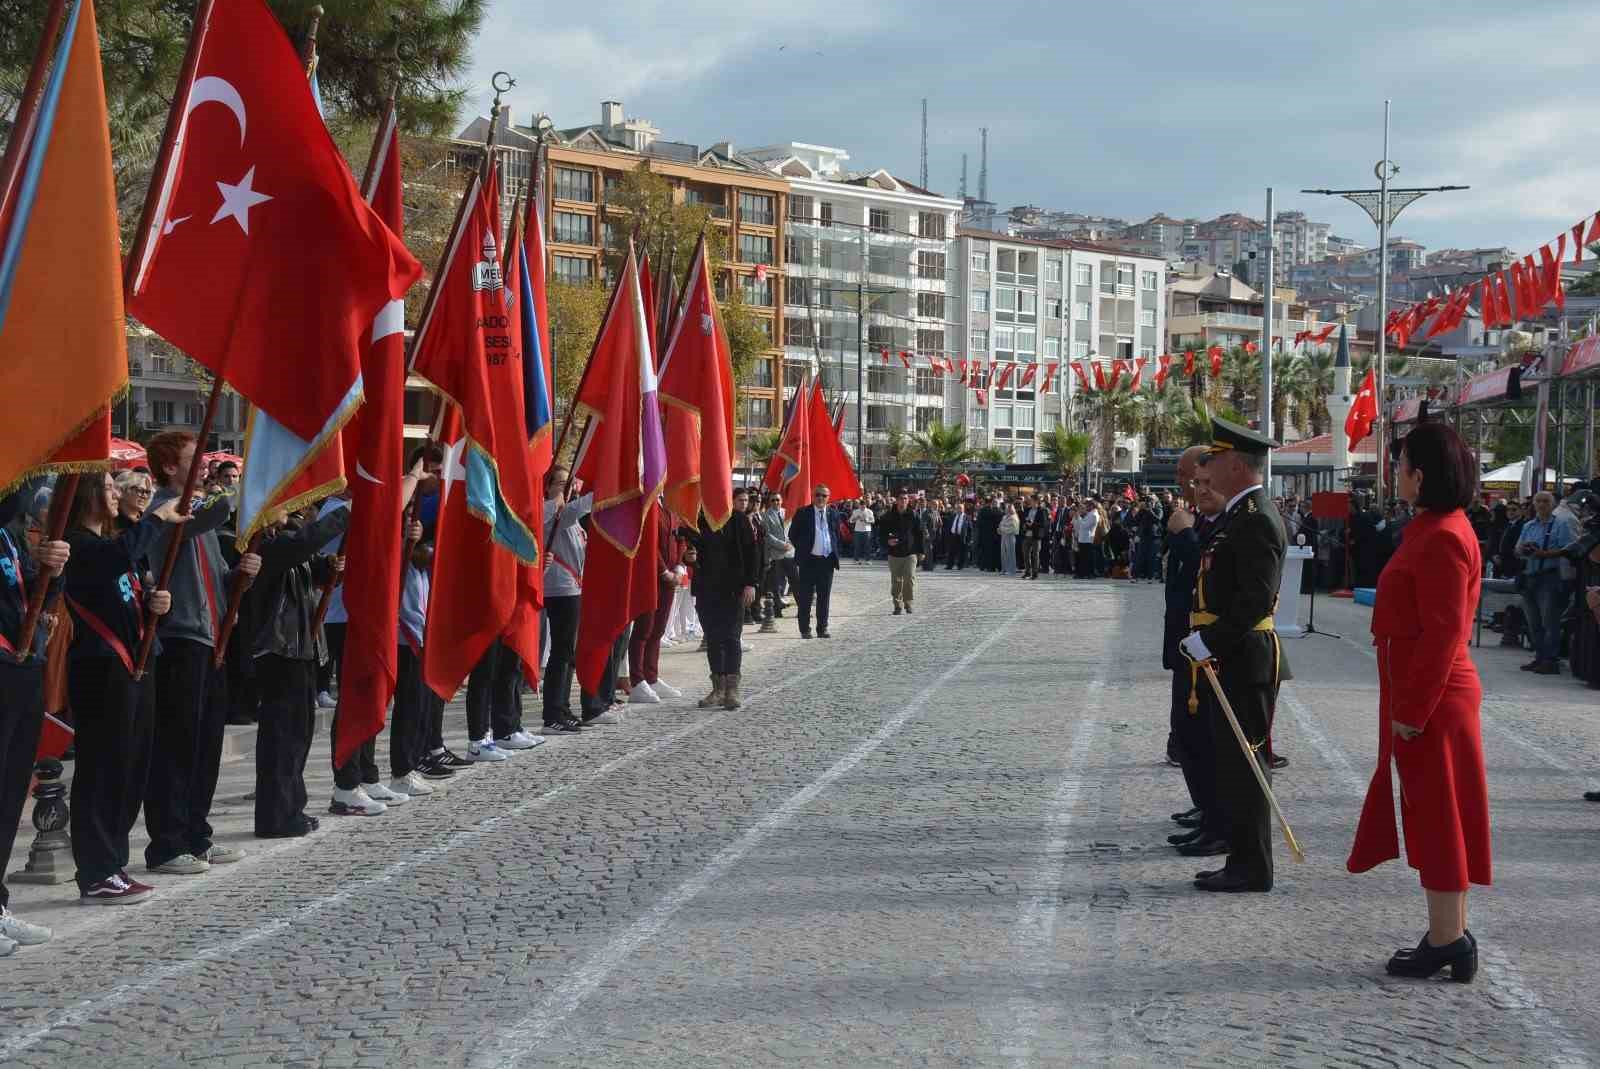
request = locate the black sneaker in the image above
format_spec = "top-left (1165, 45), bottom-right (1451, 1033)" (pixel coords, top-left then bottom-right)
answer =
top-left (437, 748), bottom-right (474, 769)
top-left (542, 718), bottom-right (582, 735)
top-left (416, 755), bottom-right (458, 780)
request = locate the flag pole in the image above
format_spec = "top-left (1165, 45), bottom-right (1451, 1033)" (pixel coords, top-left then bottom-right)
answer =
top-left (0, 0), bottom-right (69, 238)
top-left (209, 5), bottom-right (325, 671)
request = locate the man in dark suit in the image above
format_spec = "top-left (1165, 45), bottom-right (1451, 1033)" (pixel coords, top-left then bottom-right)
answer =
top-left (943, 502), bottom-right (971, 570)
top-left (977, 497), bottom-right (1002, 571)
top-left (788, 484), bottom-right (840, 639)
top-left (1021, 494), bottom-right (1050, 579)
top-left (1179, 418), bottom-right (1290, 894)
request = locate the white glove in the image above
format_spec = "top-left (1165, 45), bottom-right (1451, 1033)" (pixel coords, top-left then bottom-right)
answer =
top-left (1179, 631), bottom-right (1212, 663)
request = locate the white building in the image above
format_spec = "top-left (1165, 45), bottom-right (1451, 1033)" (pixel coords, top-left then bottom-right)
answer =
top-left (746, 142), bottom-right (962, 473)
top-left (950, 229), bottom-right (1167, 465)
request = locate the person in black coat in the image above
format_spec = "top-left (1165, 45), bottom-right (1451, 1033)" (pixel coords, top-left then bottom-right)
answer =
top-left (788, 484), bottom-right (841, 639)
top-left (1020, 495), bottom-right (1051, 579)
top-left (680, 485), bottom-right (762, 709)
top-left (878, 491), bottom-right (926, 613)
top-left (977, 499), bottom-right (1002, 572)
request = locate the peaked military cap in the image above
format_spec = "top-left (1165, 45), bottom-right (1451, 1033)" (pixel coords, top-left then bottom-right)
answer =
top-left (1205, 415), bottom-right (1278, 456)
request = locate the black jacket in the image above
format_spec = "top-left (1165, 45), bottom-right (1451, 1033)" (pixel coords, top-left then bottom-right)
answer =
top-left (1193, 488), bottom-right (1289, 686)
top-left (1022, 506), bottom-right (1050, 540)
top-left (878, 506), bottom-right (925, 557)
top-left (63, 515), bottom-right (169, 668)
top-left (788, 505), bottom-right (841, 569)
top-left (0, 482), bottom-right (59, 664)
top-left (243, 506), bottom-right (349, 663)
top-left (683, 513), bottom-right (761, 598)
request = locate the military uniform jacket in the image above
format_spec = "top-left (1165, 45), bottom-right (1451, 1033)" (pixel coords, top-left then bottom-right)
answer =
top-left (1193, 487), bottom-right (1291, 687)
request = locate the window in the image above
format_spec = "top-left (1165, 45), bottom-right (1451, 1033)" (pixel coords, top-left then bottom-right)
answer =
top-left (969, 408), bottom-right (987, 429)
top-left (739, 234), bottom-right (774, 265)
top-left (553, 211), bottom-right (593, 245)
top-left (149, 354), bottom-right (172, 374)
top-left (554, 255), bottom-right (593, 283)
top-left (1016, 406), bottom-right (1035, 431)
top-left (1016, 328), bottom-right (1036, 354)
top-left (784, 235), bottom-right (808, 265)
top-left (739, 192), bottom-right (774, 226)
top-left (868, 324), bottom-right (894, 349)
top-left (602, 172), bottom-right (623, 198)
top-left (916, 406), bottom-right (939, 431)
top-left (1139, 345), bottom-right (1156, 359)
top-left (994, 326), bottom-right (1015, 355)
top-left (969, 329), bottom-right (988, 353)
top-left (918, 212), bottom-right (946, 239)
top-left (183, 402), bottom-right (204, 425)
top-left (867, 246), bottom-right (894, 275)
top-left (1014, 445), bottom-right (1034, 463)
top-left (1046, 298), bottom-right (1063, 319)
top-left (1043, 337), bottom-right (1060, 359)
top-left (554, 167), bottom-right (594, 203)
top-left (1117, 264), bottom-right (1135, 290)
top-left (819, 201), bottom-right (834, 227)
top-left (1139, 308), bottom-right (1156, 327)
top-left (870, 207), bottom-right (892, 234)
top-left (786, 276), bottom-right (812, 308)
top-left (1018, 251), bottom-right (1038, 283)
top-left (152, 400), bottom-right (175, 424)
top-left (1041, 411), bottom-right (1058, 431)
top-left (1045, 260), bottom-right (1064, 284)
top-left (915, 370), bottom-right (941, 396)
top-left (750, 359), bottom-right (774, 387)
top-left (1141, 270), bottom-right (1159, 291)
top-left (972, 291), bottom-right (989, 313)
top-left (1100, 260), bottom-right (1117, 294)
top-left (1072, 301), bottom-right (1091, 321)
top-left (916, 328), bottom-right (944, 356)
top-left (1071, 339), bottom-right (1090, 359)
top-left (783, 318), bottom-right (811, 347)
top-left (788, 193), bottom-right (813, 222)
top-left (1074, 262), bottom-right (1093, 286)
top-left (1018, 290), bottom-right (1037, 322)
top-left (747, 397), bottom-right (774, 429)
top-left (971, 250), bottom-right (990, 272)
top-left (866, 404), bottom-right (893, 431)
top-left (993, 406), bottom-right (1013, 429)
top-left (916, 292), bottom-right (945, 319)
top-left (995, 287), bottom-right (1017, 318)
top-left (870, 366), bottom-right (900, 394)
top-left (996, 249), bottom-right (1017, 279)
top-left (916, 250), bottom-right (946, 279)
top-left (740, 274), bottom-right (773, 307)
top-left (784, 363), bottom-right (809, 391)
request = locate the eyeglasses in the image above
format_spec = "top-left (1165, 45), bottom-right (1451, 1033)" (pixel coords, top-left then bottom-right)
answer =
top-left (130, 487), bottom-right (153, 498)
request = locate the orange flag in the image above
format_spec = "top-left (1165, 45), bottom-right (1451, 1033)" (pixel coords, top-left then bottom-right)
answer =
top-left (0, 0), bottom-right (123, 491)
top-left (659, 236), bottom-right (735, 528)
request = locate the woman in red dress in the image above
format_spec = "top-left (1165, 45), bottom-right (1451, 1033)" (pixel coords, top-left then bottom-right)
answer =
top-left (1348, 421), bottom-right (1491, 982)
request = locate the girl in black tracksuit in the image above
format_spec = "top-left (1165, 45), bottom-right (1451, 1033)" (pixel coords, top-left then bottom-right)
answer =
top-left (61, 473), bottom-right (186, 896)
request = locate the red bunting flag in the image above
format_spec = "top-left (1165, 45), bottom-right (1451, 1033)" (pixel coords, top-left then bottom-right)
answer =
top-left (1243, 340), bottom-right (1258, 355)
top-left (975, 388), bottom-right (988, 408)
top-left (1184, 350), bottom-right (1196, 376)
top-left (1314, 323), bottom-right (1337, 344)
top-left (1207, 346), bottom-right (1224, 377)
top-left (1071, 360), bottom-right (1090, 392)
top-left (1019, 363), bottom-right (1038, 387)
top-left (1092, 361), bottom-right (1107, 390)
top-left (1346, 368), bottom-right (1378, 451)
top-left (880, 346), bottom-right (890, 364)
top-left (1128, 357), bottom-right (1146, 391)
top-left (1154, 355), bottom-right (1172, 389)
top-left (1107, 359), bottom-right (1124, 390)
top-left (1041, 361), bottom-right (1060, 394)
top-left (995, 362), bottom-right (1016, 389)
top-left (1577, 221), bottom-right (1590, 262)
top-left (898, 349), bottom-right (912, 369)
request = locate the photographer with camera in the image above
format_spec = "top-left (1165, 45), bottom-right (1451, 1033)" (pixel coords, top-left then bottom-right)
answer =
top-left (1516, 491), bottom-right (1577, 675)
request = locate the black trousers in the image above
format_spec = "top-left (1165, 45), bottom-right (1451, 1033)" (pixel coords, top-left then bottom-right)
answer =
top-left (1205, 668), bottom-right (1276, 884)
top-left (391, 645), bottom-right (427, 778)
top-left (317, 621), bottom-right (346, 693)
top-left (697, 592), bottom-right (743, 675)
top-left (0, 660), bottom-right (44, 910)
top-left (467, 637), bottom-right (523, 740)
top-left (1023, 537), bottom-right (1040, 578)
top-left (68, 656), bottom-right (155, 889)
top-left (254, 655), bottom-right (315, 836)
top-left (424, 667), bottom-right (447, 752)
top-left (328, 621), bottom-right (379, 791)
top-left (795, 557), bottom-right (835, 634)
top-left (581, 626), bottom-right (629, 716)
top-left (1170, 667), bottom-right (1220, 835)
top-left (943, 534), bottom-right (967, 569)
top-left (1075, 543), bottom-right (1095, 578)
top-left (542, 595), bottom-right (580, 723)
top-left (145, 638), bottom-right (227, 867)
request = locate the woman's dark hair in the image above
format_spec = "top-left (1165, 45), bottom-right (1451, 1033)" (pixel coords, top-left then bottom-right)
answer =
top-left (1400, 421), bottom-right (1477, 511)
top-left (64, 473), bottom-right (113, 533)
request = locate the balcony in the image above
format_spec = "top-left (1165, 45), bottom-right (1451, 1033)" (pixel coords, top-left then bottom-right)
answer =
top-left (1167, 312), bottom-right (1309, 337)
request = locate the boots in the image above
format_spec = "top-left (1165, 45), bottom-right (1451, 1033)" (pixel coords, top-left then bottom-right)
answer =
top-left (722, 673), bottom-right (742, 710)
top-left (697, 673), bottom-right (725, 709)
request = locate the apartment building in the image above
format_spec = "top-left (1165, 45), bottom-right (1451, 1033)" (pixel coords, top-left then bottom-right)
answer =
top-left (950, 229), bottom-right (1167, 462)
top-left (451, 101), bottom-right (790, 432)
top-left (1166, 265), bottom-right (1319, 353)
top-left (121, 324), bottom-right (247, 452)
top-left (745, 142), bottom-right (961, 473)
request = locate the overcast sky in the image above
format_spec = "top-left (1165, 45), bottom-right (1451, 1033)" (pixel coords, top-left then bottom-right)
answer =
top-left (466, 0), bottom-right (1598, 256)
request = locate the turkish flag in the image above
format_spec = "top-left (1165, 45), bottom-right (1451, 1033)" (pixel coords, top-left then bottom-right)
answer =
top-left (1184, 350), bottom-right (1196, 376)
top-left (808, 382), bottom-right (861, 499)
top-left (995, 362), bottom-right (1016, 390)
top-left (1040, 362), bottom-right (1060, 394)
top-left (1107, 359), bottom-right (1125, 390)
top-left (1346, 368), bottom-right (1379, 451)
top-left (330, 103), bottom-right (407, 766)
top-left (1092, 361), bottom-right (1107, 391)
top-left (1019, 363), bottom-right (1038, 387)
top-left (1128, 357), bottom-right (1146, 392)
top-left (1243, 340), bottom-right (1258, 355)
top-left (1071, 360), bottom-right (1090, 392)
top-left (1155, 355), bottom-right (1172, 389)
top-left (1208, 346), bottom-right (1224, 378)
top-left (659, 236), bottom-right (737, 529)
top-left (127, 0), bottom-right (419, 543)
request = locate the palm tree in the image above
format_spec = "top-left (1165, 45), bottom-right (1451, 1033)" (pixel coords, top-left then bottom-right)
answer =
top-left (1178, 397), bottom-right (1245, 447)
top-left (1137, 380), bottom-right (1192, 450)
top-left (1039, 425), bottom-right (1091, 483)
top-left (1090, 379), bottom-right (1141, 473)
top-left (885, 426), bottom-right (910, 468)
top-left (909, 421), bottom-right (976, 482)
top-left (975, 445), bottom-right (1013, 464)
top-left (1270, 356), bottom-right (1310, 441)
top-left (1223, 345), bottom-right (1262, 418)
top-left (745, 428), bottom-right (783, 470)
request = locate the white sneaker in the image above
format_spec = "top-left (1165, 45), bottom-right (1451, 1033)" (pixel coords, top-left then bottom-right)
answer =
top-left (583, 710), bottom-right (622, 726)
top-left (149, 853), bottom-right (210, 875)
top-left (0, 907), bottom-right (50, 946)
top-left (329, 786), bottom-right (387, 816)
top-left (399, 772), bottom-right (434, 796)
top-left (740, 640), bottom-right (754, 652)
top-left (660, 637), bottom-right (675, 648)
top-left (629, 681), bottom-right (660, 704)
top-left (496, 730), bottom-right (544, 750)
top-left (651, 680), bottom-right (683, 699)
top-left (316, 690), bottom-right (338, 709)
top-left (467, 739), bottom-right (509, 762)
top-left (0, 935), bottom-right (14, 957)
top-left (197, 844), bottom-right (245, 865)
top-left (362, 781), bottom-right (408, 805)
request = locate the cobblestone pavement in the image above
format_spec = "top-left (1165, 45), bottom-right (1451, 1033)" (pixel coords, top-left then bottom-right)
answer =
top-left (3, 567), bottom-right (1599, 1067)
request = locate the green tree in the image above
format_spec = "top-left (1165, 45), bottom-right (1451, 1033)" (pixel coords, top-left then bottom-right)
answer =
top-left (1179, 397), bottom-right (1244, 446)
top-left (1136, 380), bottom-right (1191, 450)
top-left (744, 428), bottom-right (782, 470)
top-left (546, 279), bottom-right (611, 410)
top-left (885, 426), bottom-right (910, 468)
top-left (909, 421), bottom-right (975, 481)
top-left (1039, 426), bottom-right (1090, 482)
top-left (1090, 379), bottom-right (1141, 472)
top-left (975, 445), bottom-right (1013, 463)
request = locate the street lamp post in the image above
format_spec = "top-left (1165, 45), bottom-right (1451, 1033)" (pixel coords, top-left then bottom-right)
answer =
top-left (1302, 100), bottom-right (1467, 506)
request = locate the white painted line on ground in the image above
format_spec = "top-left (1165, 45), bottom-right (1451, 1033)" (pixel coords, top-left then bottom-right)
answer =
top-left (999, 706), bottom-right (1100, 1069)
top-left (0, 584), bottom-right (989, 1062)
top-left (472, 600), bottom-right (1031, 1069)
top-left (1279, 686), bottom-right (1594, 1069)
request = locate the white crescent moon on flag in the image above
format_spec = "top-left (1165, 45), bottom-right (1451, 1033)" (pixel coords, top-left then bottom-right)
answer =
top-left (355, 460), bottom-right (383, 485)
top-left (186, 76), bottom-right (248, 144)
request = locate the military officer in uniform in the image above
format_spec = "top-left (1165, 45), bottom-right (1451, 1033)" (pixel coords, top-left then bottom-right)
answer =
top-left (1179, 417), bottom-right (1290, 894)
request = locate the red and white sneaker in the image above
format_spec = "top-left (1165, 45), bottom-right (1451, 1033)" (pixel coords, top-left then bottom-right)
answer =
top-left (80, 873), bottom-right (153, 905)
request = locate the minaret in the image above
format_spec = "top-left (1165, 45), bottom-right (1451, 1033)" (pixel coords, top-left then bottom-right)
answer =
top-left (1325, 320), bottom-right (1353, 472)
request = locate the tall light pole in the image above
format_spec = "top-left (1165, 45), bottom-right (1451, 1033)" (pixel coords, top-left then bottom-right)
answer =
top-left (1262, 187), bottom-right (1275, 487)
top-left (1303, 101), bottom-right (1467, 504)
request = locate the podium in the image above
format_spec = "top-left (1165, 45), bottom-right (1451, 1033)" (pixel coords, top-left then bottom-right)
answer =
top-left (1275, 546), bottom-right (1315, 637)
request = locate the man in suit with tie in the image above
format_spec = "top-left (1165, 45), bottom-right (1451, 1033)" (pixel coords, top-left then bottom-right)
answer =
top-left (944, 502), bottom-right (971, 570)
top-left (788, 484), bottom-right (840, 639)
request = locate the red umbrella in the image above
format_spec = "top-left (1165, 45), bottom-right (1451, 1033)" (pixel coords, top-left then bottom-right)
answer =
top-left (110, 437), bottom-right (147, 469)
top-left (201, 450), bottom-right (242, 468)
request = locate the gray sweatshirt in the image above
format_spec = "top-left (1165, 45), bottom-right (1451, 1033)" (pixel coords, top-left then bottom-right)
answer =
top-left (542, 493), bottom-right (592, 598)
top-left (149, 486), bottom-right (238, 649)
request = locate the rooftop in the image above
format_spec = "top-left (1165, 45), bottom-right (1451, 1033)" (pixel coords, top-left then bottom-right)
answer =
top-left (955, 226), bottom-right (1167, 261)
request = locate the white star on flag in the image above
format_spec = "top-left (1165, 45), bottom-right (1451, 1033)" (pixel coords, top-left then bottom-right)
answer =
top-left (211, 165), bottom-right (272, 234)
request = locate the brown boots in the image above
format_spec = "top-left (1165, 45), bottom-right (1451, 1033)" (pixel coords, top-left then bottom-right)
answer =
top-left (697, 674), bottom-right (725, 709)
top-left (721, 674), bottom-right (742, 710)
